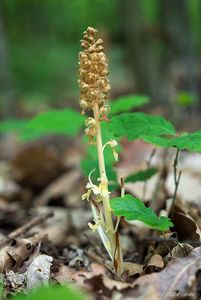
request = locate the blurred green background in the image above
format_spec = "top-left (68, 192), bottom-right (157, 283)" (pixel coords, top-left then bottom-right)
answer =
top-left (1, 0), bottom-right (201, 118)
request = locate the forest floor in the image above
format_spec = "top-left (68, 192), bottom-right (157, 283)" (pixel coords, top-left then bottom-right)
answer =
top-left (0, 106), bottom-right (201, 300)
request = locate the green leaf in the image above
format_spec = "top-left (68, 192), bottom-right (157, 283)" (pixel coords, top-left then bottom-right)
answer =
top-left (142, 135), bottom-right (171, 148)
top-left (143, 131), bottom-right (201, 153)
top-left (0, 119), bottom-right (27, 134)
top-left (125, 167), bottom-right (157, 183)
top-left (20, 109), bottom-right (83, 140)
top-left (110, 112), bottom-right (176, 141)
top-left (170, 131), bottom-right (201, 152)
top-left (110, 194), bottom-right (173, 231)
top-left (12, 285), bottom-right (88, 300)
top-left (110, 94), bottom-right (150, 115)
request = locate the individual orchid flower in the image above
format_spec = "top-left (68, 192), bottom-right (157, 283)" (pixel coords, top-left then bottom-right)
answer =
top-left (84, 169), bottom-right (110, 199)
top-left (103, 139), bottom-right (119, 161)
top-left (88, 216), bottom-right (102, 231)
top-left (81, 189), bottom-right (91, 201)
top-left (82, 169), bottom-right (102, 202)
top-left (97, 177), bottom-right (110, 197)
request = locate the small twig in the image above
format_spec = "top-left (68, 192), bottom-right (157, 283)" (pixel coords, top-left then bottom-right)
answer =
top-left (114, 178), bottom-right (125, 233)
top-left (142, 148), bottom-right (156, 200)
top-left (170, 149), bottom-right (182, 212)
top-left (113, 178), bottom-right (124, 275)
top-left (151, 148), bottom-right (168, 202)
top-left (145, 236), bottom-right (201, 246)
top-left (0, 211), bottom-right (53, 248)
top-left (172, 170), bottom-right (182, 204)
top-left (173, 148), bottom-right (180, 185)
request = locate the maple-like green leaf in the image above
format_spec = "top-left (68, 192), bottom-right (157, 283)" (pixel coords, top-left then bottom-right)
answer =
top-left (125, 167), bottom-right (157, 183)
top-left (170, 131), bottom-right (201, 152)
top-left (110, 194), bottom-right (173, 231)
top-left (143, 130), bottom-right (201, 153)
top-left (142, 135), bottom-right (171, 148)
top-left (20, 109), bottom-right (83, 140)
top-left (110, 94), bottom-right (150, 115)
top-left (110, 112), bottom-right (176, 140)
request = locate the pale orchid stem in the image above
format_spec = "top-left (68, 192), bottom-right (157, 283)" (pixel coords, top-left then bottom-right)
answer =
top-left (92, 103), bottom-right (123, 274)
top-left (90, 202), bottom-right (113, 261)
top-left (93, 104), bottom-right (115, 246)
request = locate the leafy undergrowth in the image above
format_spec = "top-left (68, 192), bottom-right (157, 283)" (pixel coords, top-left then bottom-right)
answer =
top-left (0, 96), bottom-right (201, 299)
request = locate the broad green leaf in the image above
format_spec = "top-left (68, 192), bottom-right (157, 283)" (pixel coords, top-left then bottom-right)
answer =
top-left (110, 194), bottom-right (173, 231)
top-left (12, 285), bottom-right (88, 300)
top-left (110, 94), bottom-right (150, 115)
top-left (170, 131), bottom-right (201, 152)
top-left (20, 109), bottom-right (83, 140)
top-left (0, 119), bottom-right (27, 134)
top-left (143, 131), bottom-right (201, 153)
top-left (142, 135), bottom-right (171, 148)
top-left (125, 167), bottom-right (157, 183)
top-left (110, 112), bottom-right (176, 141)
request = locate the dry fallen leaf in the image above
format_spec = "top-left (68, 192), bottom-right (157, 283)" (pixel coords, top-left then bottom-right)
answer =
top-left (133, 247), bottom-right (201, 299)
top-left (31, 207), bottom-right (70, 245)
top-left (54, 262), bottom-right (108, 286)
top-left (170, 243), bottom-right (193, 258)
top-left (0, 233), bottom-right (47, 273)
top-left (117, 283), bottom-right (162, 300)
top-left (4, 270), bottom-right (26, 291)
top-left (122, 262), bottom-right (143, 276)
top-left (144, 254), bottom-right (164, 273)
top-left (170, 204), bottom-right (201, 242)
top-left (26, 254), bottom-right (53, 290)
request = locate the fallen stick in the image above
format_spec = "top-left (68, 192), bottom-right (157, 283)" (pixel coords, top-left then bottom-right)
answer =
top-left (0, 211), bottom-right (53, 248)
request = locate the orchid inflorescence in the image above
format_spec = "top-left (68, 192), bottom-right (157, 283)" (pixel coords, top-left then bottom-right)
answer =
top-left (78, 27), bottom-right (123, 272)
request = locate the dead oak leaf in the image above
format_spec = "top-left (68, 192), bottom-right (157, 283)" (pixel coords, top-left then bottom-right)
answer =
top-left (170, 204), bottom-right (201, 242)
top-left (144, 254), bottom-right (164, 273)
top-left (133, 247), bottom-right (201, 299)
top-left (54, 262), bottom-right (108, 287)
top-left (122, 262), bottom-right (143, 276)
top-left (0, 233), bottom-right (47, 273)
top-left (170, 243), bottom-right (193, 258)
